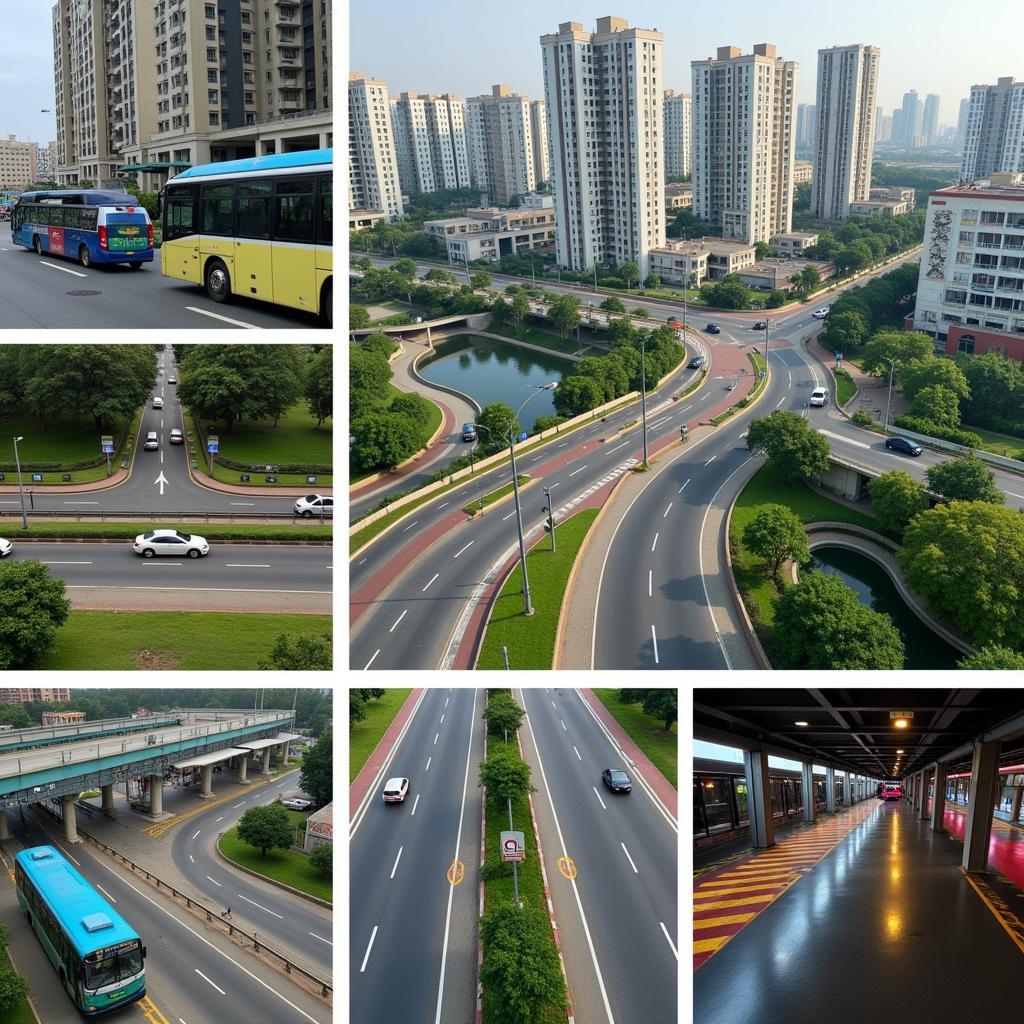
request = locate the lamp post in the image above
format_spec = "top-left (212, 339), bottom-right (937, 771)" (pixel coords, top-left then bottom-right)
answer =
top-left (883, 357), bottom-right (896, 428)
top-left (763, 317), bottom-right (770, 372)
top-left (12, 436), bottom-right (28, 530)
top-left (640, 333), bottom-right (649, 466)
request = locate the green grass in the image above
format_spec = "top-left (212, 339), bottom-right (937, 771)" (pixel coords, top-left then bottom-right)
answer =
top-left (349, 689), bottom-right (413, 781)
top-left (963, 425), bottom-right (1024, 460)
top-left (834, 368), bottom-right (857, 405)
top-left (477, 509), bottom-right (599, 670)
top-left (590, 690), bottom-right (677, 788)
top-left (3, 523), bottom-right (330, 541)
top-left (710, 350), bottom-right (767, 425)
top-left (462, 475), bottom-right (529, 515)
top-left (218, 827), bottom-right (331, 903)
top-left (194, 401), bottom-right (331, 471)
top-left (489, 322), bottom-right (593, 355)
top-left (34, 612), bottom-right (332, 670)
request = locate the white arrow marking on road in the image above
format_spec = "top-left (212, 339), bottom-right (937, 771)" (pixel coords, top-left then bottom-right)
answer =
top-left (154, 471), bottom-right (169, 494)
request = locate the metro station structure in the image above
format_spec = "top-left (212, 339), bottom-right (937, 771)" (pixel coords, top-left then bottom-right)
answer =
top-left (0, 710), bottom-right (300, 843)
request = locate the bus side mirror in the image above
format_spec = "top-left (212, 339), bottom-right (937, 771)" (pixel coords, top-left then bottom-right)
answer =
top-left (142, 947), bottom-right (147, 959)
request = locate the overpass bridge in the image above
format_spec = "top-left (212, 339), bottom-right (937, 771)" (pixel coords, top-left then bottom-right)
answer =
top-left (0, 709), bottom-right (299, 843)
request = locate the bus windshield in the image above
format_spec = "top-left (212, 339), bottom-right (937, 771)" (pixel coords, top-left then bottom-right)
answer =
top-left (84, 943), bottom-right (144, 991)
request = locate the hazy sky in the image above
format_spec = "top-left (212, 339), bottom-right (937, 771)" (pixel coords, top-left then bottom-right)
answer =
top-left (351, 0), bottom-right (1024, 125)
top-left (0, 11), bottom-right (57, 143)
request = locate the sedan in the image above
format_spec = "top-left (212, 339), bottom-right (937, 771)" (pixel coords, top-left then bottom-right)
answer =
top-left (0, 538), bottom-right (12, 558)
top-left (751, 320), bottom-right (768, 331)
top-left (885, 437), bottom-right (923, 456)
top-left (601, 768), bottom-right (632, 794)
top-left (704, 323), bottom-right (720, 334)
top-left (169, 428), bottom-right (184, 444)
top-left (281, 797), bottom-right (313, 811)
top-left (383, 778), bottom-right (409, 803)
top-left (688, 355), bottom-right (705, 369)
top-left (295, 494), bottom-right (333, 517)
top-left (132, 529), bottom-right (210, 558)
top-left (168, 375), bottom-right (177, 384)
top-left (812, 307), bottom-right (829, 319)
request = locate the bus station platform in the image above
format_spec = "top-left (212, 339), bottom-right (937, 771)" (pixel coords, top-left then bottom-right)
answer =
top-left (693, 688), bottom-right (1024, 1023)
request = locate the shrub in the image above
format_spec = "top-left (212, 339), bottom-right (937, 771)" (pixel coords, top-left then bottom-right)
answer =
top-left (851, 410), bottom-right (875, 427)
top-left (891, 416), bottom-right (982, 448)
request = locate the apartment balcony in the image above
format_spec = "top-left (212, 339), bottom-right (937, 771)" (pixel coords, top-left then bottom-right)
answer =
top-left (278, 97), bottom-right (304, 112)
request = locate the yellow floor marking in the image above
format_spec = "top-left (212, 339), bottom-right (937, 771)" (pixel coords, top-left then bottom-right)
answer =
top-left (963, 872), bottom-right (1024, 957)
top-left (694, 936), bottom-right (731, 954)
top-left (695, 894), bottom-right (795, 911)
top-left (693, 912), bottom-right (757, 929)
top-left (139, 995), bottom-right (171, 1024)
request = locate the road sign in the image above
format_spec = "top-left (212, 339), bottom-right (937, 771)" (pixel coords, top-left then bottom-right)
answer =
top-left (516, 431), bottom-right (528, 443)
top-left (306, 475), bottom-right (317, 484)
top-left (31, 473), bottom-right (42, 482)
top-left (835, 352), bottom-right (843, 362)
top-left (207, 434), bottom-right (219, 454)
top-left (101, 435), bottom-right (114, 454)
top-left (501, 830), bottom-right (525, 862)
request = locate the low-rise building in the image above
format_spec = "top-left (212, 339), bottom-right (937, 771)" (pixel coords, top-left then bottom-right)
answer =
top-left (911, 173), bottom-right (1024, 362)
top-left (42, 711), bottom-right (86, 726)
top-left (686, 238), bottom-right (758, 279)
top-left (769, 231), bottom-right (819, 257)
top-left (737, 258), bottom-right (836, 291)
top-left (648, 239), bottom-right (709, 287)
top-left (665, 182), bottom-right (693, 210)
top-left (870, 185), bottom-right (916, 211)
top-left (349, 209), bottom-right (390, 232)
top-left (304, 802), bottom-right (332, 852)
top-left (423, 199), bottom-right (555, 263)
top-left (793, 160), bottom-right (813, 184)
top-left (849, 199), bottom-right (909, 217)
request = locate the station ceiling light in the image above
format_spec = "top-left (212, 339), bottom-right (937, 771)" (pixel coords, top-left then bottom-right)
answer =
top-left (890, 710), bottom-right (914, 729)
top-left (794, 721), bottom-right (809, 727)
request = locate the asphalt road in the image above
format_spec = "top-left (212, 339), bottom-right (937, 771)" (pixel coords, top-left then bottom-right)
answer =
top-left (0, 238), bottom-right (325, 329)
top-left (349, 689), bottom-right (483, 1024)
top-left (170, 774), bottom-right (333, 974)
top-left (518, 688), bottom-right (677, 1024)
top-left (0, 806), bottom-right (330, 1024)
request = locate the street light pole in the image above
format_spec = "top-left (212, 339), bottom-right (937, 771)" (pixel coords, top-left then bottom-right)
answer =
top-left (763, 318), bottom-right (770, 372)
top-left (640, 334), bottom-right (649, 466)
top-left (12, 436), bottom-right (28, 530)
top-left (883, 358), bottom-right (896, 428)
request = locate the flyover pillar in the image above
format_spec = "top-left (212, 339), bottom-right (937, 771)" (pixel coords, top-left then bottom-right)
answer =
top-left (149, 775), bottom-right (163, 817)
top-left (237, 755), bottom-right (250, 785)
top-left (825, 768), bottom-right (836, 815)
top-left (61, 795), bottom-right (80, 843)
top-left (200, 764), bottom-right (214, 800)
top-left (0, 811), bottom-right (9, 841)
top-left (801, 763), bottom-right (816, 823)
top-left (261, 748), bottom-right (271, 775)
top-left (931, 764), bottom-right (948, 832)
top-left (963, 741), bottom-right (1001, 873)
top-left (1011, 786), bottom-right (1023, 823)
top-left (743, 748), bottom-right (774, 849)
top-left (101, 784), bottom-right (115, 816)
top-left (282, 742), bottom-right (290, 766)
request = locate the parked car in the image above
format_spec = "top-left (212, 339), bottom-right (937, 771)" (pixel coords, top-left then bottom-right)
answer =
top-left (704, 323), bottom-right (720, 334)
top-left (688, 355), bottom-right (705, 369)
top-left (281, 797), bottom-right (313, 811)
top-left (0, 538), bottom-right (12, 558)
top-left (143, 431), bottom-right (159, 450)
top-left (294, 494), bottom-right (333, 517)
top-left (383, 778), bottom-right (409, 803)
top-left (885, 436), bottom-right (922, 456)
top-left (809, 387), bottom-right (829, 407)
top-left (881, 783), bottom-right (902, 801)
top-left (152, 396), bottom-right (163, 409)
top-left (169, 428), bottom-right (184, 444)
top-left (812, 307), bottom-right (829, 319)
top-left (601, 768), bottom-right (632, 793)
top-left (132, 529), bottom-right (209, 558)
top-left (751, 320), bottom-right (768, 330)
top-left (462, 422), bottom-right (477, 442)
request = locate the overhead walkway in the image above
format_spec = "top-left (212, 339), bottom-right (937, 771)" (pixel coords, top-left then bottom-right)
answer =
top-left (0, 713), bottom-right (184, 754)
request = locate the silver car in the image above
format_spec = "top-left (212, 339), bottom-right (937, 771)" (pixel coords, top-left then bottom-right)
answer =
top-left (0, 538), bottom-right (12, 558)
top-left (132, 529), bottom-right (209, 559)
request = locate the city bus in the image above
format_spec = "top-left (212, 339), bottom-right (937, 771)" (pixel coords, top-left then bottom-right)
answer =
top-left (11, 189), bottom-right (154, 268)
top-left (14, 845), bottom-right (147, 1016)
top-left (159, 148), bottom-right (333, 324)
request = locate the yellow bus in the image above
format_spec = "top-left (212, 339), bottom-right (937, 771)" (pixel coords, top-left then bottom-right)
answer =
top-left (159, 149), bottom-right (332, 325)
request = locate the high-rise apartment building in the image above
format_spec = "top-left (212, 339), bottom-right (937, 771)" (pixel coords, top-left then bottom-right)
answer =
top-left (961, 78), bottom-right (1024, 182)
top-left (664, 90), bottom-right (692, 179)
top-left (37, 141), bottom-right (58, 183)
top-left (922, 93), bottom-right (941, 146)
top-left (811, 44), bottom-right (879, 221)
top-left (529, 100), bottom-right (550, 186)
top-left (692, 43), bottom-right (798, 244)
top-left (466, 85), bottom-right (536, 206)
top-left (0, 688), bottom-right (71, 705)
top-left (540, 17), bottom-right (665, 278)
top-left (53, 1), bottom-right (333, 187)
top-left (956, 97), bottom-right (971, 150)
top-left (0, 136), bottom-right (40, 190)
top-left (390, 92), bottom-right (471, 194)
top-left (899, 89), bottom-right (922, 145)
top-left (796, 103), bottom-right (816, 148)
top-left (348, 71), bottom-right (404, 220)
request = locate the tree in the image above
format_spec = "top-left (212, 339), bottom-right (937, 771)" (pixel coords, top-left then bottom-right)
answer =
top-left (0, 561), bottom-right (71, 669)
top-left (309, 842), bottom-right (332, 878)
top-left (772, 571), bottom-right (905, 669)
top-left (0, 962), bottom-right (29, 1016)
top-left (959, 646), bottom-right (1024, 670)
top-left (470, 271), bottom-right (492, 290)
top-left (742, 505), bottom-right (810, 582)
top-left (391, 257), bottom-right (418, 279)
top-left (925, 454), bottom-right (1004, 504)
top-left (909, 384), bottom-right (961, 428)
top-left (765, 289), bottom-right (787, 308)
top-left (861, 330), bottom-right (934, 377)
top-left (479, 904), bottom-right (566, 1024)
top-left (792, 265), bottom-right (822, 296)
top-left (350, 304), bottom-right (371, 330)
top-left (822, 310), bottom-right (867, 354)
top-left (425, 267), bottom-right (457, 285)
top-left (0, 705), bottom-right (31, 729)
top-left (746, 411), bottom-right (831, 483)
top-left (483, 692), bottom-right (526, 736)
top-left (548, 293), bottom-right (581, 339)
top-left (479, 747), bottom-right (535, 803)
top-left (754, 241), bottom-right (770, 260)
top-left (349, 689), bottom-right (385, 725)
top-left (619, 260), bottom-right (640, 290)
top-left (701, 275), bottom-right (750, 310)
top-left (476, 403), bottom-right (520, 453)
top-left (617, 689), bottom-right (678, 731)
top-left (600, 295), bottom-right (626, 313)
top-left (901, 357), bottom-right (970, 403)
top-left (867, 471), bottom-right (930, 532)
top-left (643, 274), bottom-right (661, 289)
top-left (304, 346), bottom-right (332, 428)
top-left (258, 633), bottom-right (332, 670)
top-left (350, 410), bottom-right (421, 472)
top-left (900, 502), bottom-right (1024, 650)
top-left (236, 804), bottom-right (293, 857)
top-left (510, 290), bottom-right (531, 328)
top-left (299, 731), bottom-right (333, 808)
top-left (958, 352), bottom-right (1024, 431)
top-left (553, 374), bottom-right (605, 417)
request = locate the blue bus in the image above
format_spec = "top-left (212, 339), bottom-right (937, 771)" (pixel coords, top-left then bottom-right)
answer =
top-left (15, 845), bottom-right (147, 1016)
top-left (11, 189), bottom-right (154, 269)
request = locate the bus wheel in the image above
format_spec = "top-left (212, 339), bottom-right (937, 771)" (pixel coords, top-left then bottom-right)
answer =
top-left (205, 260), bottom-right (231, 303)
top-left (79, 245), bottom-right (91, 268)
top-left (33, 236), bottom-right (43, 255)
top-left (128, 262), bottom-right (143, 271)
top-left (322, 281), bottom-right (332, 327)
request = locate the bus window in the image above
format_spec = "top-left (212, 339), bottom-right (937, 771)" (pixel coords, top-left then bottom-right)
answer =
top-left (317, 176), bottom-right (332, 244)
top-left (236, 181), bottom-right (272, 239)
top-left (200, 184), bottom-right (234, 235)
top-left (275, 178), bottom-right (315, 242)
top-left (164, 190), bottom-right (195, 240)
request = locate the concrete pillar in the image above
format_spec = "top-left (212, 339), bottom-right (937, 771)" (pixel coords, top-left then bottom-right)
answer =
top-left (801, 763), bottom-right (816, 823)
top-left (931, 764), bottom-right (948, 832)
top-left (963, 741), bottom-right (1001, 873)
top-left (743, 748), bottom-right (774, 849)
top-left (919, 770), bottom-right (931, 820)
top-left (1011, 786), bottom-right (1023, 823)
top-left (61, 795), bottom-right (80, 843)
top-left (101, 784), bottom-right (115, 815)
top-left (237, 754), bottom-right (250, 785)
top-left (200, 764), bottom-right (214, 800)
top-left (0, 811), bottom-right (10, 841)
top-left (845, 773), bottom-right (852, 807)
top-left (825, 768), bottom-right (836, 815)
top-left (261, 747), bottom-right (271, 775)
top-left (150, 775), bottom-right (163, 817)
top-left (282, 742), bottom-right (290, 766)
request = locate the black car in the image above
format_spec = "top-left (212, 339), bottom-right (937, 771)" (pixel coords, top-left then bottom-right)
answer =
top-left (688, 355), bottom-right (704, 369)
top-left (751, 320), bottom-right (768, 330)
top-left (885, 436), bottom-right (922, 456)
top-left (601, 768), bottom-right (632, 793)
top-left (704, 323), bottom-right (720, 334)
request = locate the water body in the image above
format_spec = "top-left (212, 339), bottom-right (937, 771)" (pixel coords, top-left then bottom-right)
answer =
top-left (418, 335), bottom-right (572, 431)
top-left (811, 546), bottom-right (961, 670)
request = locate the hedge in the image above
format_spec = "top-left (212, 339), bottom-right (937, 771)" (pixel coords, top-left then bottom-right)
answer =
top-left (892, 415), bottom-right (983, 448)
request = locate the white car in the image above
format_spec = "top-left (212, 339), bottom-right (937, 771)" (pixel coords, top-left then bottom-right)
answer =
top-left (0, 538), bottom-right (12, 558)
top-left (281, 797), bottom-right (313, 811)
top-left (383, 778), bottom-right (409, 804)
top-left (132, 529), bottom-right (209, 558)
top-left (810, 387), bottom-right (829, 407)
top-left (294, 494), bottom-right (333, 518)
top-left (812, 307), bottom-right (829, 319)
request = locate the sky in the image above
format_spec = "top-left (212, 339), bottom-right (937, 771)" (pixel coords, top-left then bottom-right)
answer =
top-left (0, 9), bottom-right (57, 143)
top-left (350, 0), bottom-right (1024, 127)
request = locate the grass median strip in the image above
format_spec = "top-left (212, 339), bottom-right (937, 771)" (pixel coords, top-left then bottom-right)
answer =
top-left (590, 690), bottom-right (678, 788)
top-left (834, 367), bottom-right (857, 405)
top-left (462, 475), bottom-right (529, 515)
top-left (3, 523), bottom-right (331, 541)
top-left (710, 350), bottom-right (767, 426)
top-left (350, 688), bottom-right (413, 782)
top-left (218, 827), bottom-right (332, 903)
top-left (476, 509), bottom-right (599, 670)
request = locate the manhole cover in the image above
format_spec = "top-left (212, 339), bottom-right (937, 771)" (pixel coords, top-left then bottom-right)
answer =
top-left (66, 290), bottom-right (102, 296)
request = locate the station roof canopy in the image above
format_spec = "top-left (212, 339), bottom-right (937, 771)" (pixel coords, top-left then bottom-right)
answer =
top-left (236, 732), bottom-right (301, 752)
top-left (694, 689), bottom-right (1024, 781)
top-left (171, 747), bottom-right (252, 769)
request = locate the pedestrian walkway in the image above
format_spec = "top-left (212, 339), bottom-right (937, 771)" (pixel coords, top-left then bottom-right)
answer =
top-left (806, 334), bottom-right (907, 421)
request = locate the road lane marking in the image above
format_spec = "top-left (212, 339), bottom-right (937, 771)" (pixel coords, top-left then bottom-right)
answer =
top-left (557, 441), bottom-right (568, 447)
top-left (96, 884), bottom-right (117, 903)
top-left (192, 831), bottom-right (201, 840)
top-left (662, 502), bottom-right (672, 519)
top-left (40, 260), bottom-right (87, 277)
top-left (309, 932), bottom-right (333, 945)
top-left (502, 510), bottom-right (516, 521)
top-left (776, 397), bottom-right (785, 408)
top-left (215, 817), bottom-right (224, 822)
top-left (231, 803), bottom-right (244, 808)
top-left (364, 648), bottom-right (381, 670)
top-left (661, 922), bottom-right (679, 959)
top-left (224, 564), bottom-right (272, 568)
top-left (189, 855), bottom-right (194, 863)
top-left (651, 532), bottom-right (659, 553)
top-left (237, 893), bottom-right (283, 919)
top-left (818, 428), bottom-right (871, 449)
top-left (389, 609), bottom-right (408, 633)
top-left (652, 625), bottom-right (660, 664)
top-left (453, 541), bottom-right (474, 558)
top-left (185, 306), bottom-right (259, 328)
top-left (437, 501), bottom-right (449, 508)
top-left (41, 561), bottom-right (93, 565)
top-left (606, 441), bottom-right (629, 453)
top-left (62, 500), bottom-right (98, 504)
top-left (411, 793), bottom-right (421, 815)
top-left (229, 502), bottom-right (256, 506)
top-left (390, 847), bottom-right (404, 879)
top-left (547, 481), bottom-right (560, 489)
top-left (648, 569), bottom-right (653, 598)
top-left (620, 843), bottom-right (639, 873)
top-left (679, 478), bottom-right (691, 493)
top-left (402, 520), bottom-right (419, 532)
top-left (568, 465), bottom-right (588, 477)
top-left (422, 573), bottom-right (440, 592)
top-left (206, 875), bottom-right (222, 887)
top-left (194, 969), bottom-right (225, 996)
top-left (704, 456), bottom-right (716, 467)
top-left (360, 926), bottom-right (378, 972)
